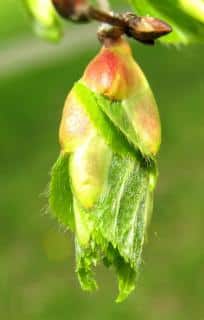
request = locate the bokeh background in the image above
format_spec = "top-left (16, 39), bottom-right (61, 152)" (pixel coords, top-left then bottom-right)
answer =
top-left (1, 1), bottom-right (204, 319)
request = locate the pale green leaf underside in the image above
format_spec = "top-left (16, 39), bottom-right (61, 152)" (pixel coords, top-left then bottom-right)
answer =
top-left (23, 0), bottom-right (62, 41)
top-left (129, 0), bottom-right (204, 44)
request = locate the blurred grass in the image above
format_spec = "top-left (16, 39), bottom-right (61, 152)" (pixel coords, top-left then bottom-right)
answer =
top-left (1, 2), bottom-right (204, 320)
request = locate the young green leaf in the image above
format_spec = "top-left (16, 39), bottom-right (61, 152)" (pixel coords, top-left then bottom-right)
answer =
top-left (74, 152), bottom-right (155, 302)
top-left (95, 88), bottom-right (161, 159)
top-left (23, 0), bottom-right (62, 41)
top-left (129, 0), bottom-right (204, 44)
top-left (49, 38), bottom-right (160, 302)
top-left (49, 84), bottom-right (157, 301)
top-left (49, 153), bottom-right (74, 230)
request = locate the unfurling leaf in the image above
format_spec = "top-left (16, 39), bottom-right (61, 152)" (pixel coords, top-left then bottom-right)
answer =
top-left (23, 0), bottom-right (62, 41)
top-left (129, 0), bottom-right (204, 44)
top-left (49, 37), bottom-right (160, 302)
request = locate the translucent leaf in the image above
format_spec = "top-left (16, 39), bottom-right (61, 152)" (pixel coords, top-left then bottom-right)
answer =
top-left (23, 0), bottom-right (62, 41)
top-left (129, 0), bottom-right (204, 44)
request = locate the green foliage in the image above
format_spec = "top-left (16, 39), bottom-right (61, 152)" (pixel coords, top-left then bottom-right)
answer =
top-left (50, 150), bottom-right (154, 302)
top-left (23, 0), bottom-right (62, 41)
top-left (49, 82), bottom-right (157, 302)
top-left (129, 0), bottom-right (204, 44)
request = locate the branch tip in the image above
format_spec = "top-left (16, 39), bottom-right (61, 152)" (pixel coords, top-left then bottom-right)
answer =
top-left (51, 0), bottom-right (172, 44)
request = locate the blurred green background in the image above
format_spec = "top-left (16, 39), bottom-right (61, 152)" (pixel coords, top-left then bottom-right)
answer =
top-left (1, 1), bottom-right (204, 319)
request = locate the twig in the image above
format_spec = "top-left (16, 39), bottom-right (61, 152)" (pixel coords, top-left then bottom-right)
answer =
top-left (52, 0), bottom-right (172, 45)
